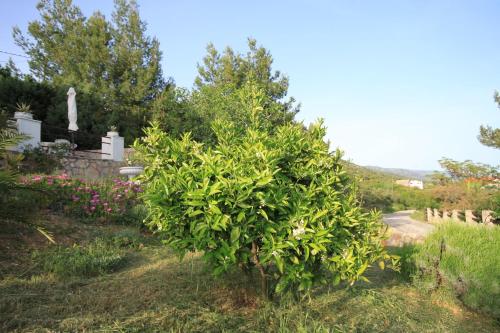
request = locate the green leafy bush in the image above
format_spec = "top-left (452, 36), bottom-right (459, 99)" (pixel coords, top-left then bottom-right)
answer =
top-left (33, 239), bottom-right (126, 277)
top-left (134, 86), bottom-right (394, 296)
top-left (412, 223), bottom-right (500, 319)
top-left (20, 146), bottom-right (62, 174)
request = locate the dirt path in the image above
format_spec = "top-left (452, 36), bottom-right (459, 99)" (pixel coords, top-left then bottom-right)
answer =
top-left (383, 210), bottom-right (435, 246)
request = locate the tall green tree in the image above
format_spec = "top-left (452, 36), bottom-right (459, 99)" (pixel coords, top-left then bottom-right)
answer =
top-left (194, 39), bottom-right (299, 125)
top-left (13, 0), bottom-right (165, 144)
top-left (478, 91), bottom-right (500, 149)
top-left (438, 158), bottom-right (499, 180)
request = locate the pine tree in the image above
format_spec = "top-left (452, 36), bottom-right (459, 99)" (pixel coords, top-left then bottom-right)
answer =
top-left (478, 91), bottom-right (500, 149)
top-left (13, 0), bottom-right (165, 144)
top-left (194, 38), bottom-right (299, 126)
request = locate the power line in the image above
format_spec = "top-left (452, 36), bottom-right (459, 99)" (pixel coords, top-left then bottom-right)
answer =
top-left (0, 50), bottom-right (30, 59)
top-left (0, 59), bottom-right (29, 63)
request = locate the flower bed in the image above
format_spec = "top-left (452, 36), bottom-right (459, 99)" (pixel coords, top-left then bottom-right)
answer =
top-left (24, 174), bottom-right (143, 223)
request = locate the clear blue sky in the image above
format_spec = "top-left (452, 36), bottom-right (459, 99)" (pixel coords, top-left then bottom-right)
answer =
top-left (1, 0), bottom-right (499, 170)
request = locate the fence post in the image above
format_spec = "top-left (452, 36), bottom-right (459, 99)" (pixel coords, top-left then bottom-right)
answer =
top-left (482, 210), bottom-right (494, 226)
top-left (442, 210), bottom-right (450, 220)
top-left (426, 208), bottom-right (433, 223)
top-left (102, 131), bottom-right (124, 162)
top-left (433, 208), bottom-right (441, 222)
top-left (465, 210), bottom-right (475, 224)
top-left (451, 210), bottom-right (460, 222)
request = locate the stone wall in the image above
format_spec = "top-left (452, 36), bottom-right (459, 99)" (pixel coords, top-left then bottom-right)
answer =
top-left (56, 148), bottom-right (136, 180)
top-left (59, 156), bottom-right (125, 180)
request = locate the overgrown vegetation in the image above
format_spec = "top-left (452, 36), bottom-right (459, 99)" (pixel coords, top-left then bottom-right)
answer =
top-left (1, 215), bottom-right (499, 332)
top-left (345, 163), bottom-right (437, 212)
top-left (21, 174), bottom-right (145, 224)
top-left (411, 223), bottom-right (500, 319)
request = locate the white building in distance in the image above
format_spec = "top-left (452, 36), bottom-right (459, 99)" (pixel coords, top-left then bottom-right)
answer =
top-left (395, 179), bottom-right (424, 190)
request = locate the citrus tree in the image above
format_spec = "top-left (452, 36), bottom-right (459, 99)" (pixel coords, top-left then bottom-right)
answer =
top-left (134, 85), bottom-right (394, 296)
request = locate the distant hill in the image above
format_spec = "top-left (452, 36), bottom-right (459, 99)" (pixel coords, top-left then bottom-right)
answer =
top-left (363, 166), bottom-right (435, 180)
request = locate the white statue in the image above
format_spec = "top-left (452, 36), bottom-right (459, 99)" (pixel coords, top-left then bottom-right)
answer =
top-left (67, 87), bottom-right (78, 131)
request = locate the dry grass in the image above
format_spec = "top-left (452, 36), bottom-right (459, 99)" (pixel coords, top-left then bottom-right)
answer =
top-left (0, 215), bottom-right (499, 332)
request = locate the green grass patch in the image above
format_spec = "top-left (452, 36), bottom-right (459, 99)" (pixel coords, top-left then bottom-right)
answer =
top-left (410, 209), bottom-right (426, 222)
top-left (412, 222), bottom-right (500, 319)
top-left (33, 238), bottom-right (127, 278)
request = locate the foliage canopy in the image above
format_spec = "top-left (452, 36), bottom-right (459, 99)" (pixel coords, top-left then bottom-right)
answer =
top-left (134, 84), bottom-right (392, 296)
top-left (438, 158), bottom-right (499, 181)
top-left (13, 0), bottom-right (165, 144)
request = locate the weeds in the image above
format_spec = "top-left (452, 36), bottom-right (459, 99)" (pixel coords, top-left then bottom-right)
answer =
top-left (411, 223), bottom-right (500, 319)
top-left (33, 238), bottom-right (127, 278)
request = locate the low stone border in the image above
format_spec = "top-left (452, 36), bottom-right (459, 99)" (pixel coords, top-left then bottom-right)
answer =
top-left (426, 208), bottom-right (497, 226)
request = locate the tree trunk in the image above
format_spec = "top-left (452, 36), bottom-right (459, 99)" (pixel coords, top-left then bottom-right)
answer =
top-left (251, 241), bottom-right (268, 298)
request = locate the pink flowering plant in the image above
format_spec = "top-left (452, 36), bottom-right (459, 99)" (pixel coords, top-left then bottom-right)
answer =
top-left (24, 174), bottom-right (143, 223)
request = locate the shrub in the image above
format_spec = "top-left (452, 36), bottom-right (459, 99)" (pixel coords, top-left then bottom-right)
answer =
top-left (33, 239), bottom-right (126, 277)
top-left (134, 86), bottom-right (394, 296)
top-left (20, 146), bottom-right (62, 174)
top-left (23, 174), bottom-right (143, 223)
top-left (412, 223), bottom-right (500, 319)
top-left (429, 182), bottom-right (497, 211)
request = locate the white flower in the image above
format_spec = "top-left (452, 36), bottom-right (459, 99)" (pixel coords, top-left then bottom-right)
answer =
top-left (292, 226), bottom-right (305, 238)
top-left (292, 220), bottom-right (306, 238)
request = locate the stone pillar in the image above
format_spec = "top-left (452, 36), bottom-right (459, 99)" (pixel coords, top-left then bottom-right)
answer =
top-left (12, 112), bottom-right (41, 151)
top-left (433, 208), bottom-right (441, 222)
top-left (442, 210), bottom-right (450, 220)
top-left (465, 210), bottom-right (475, 224)
top-left (102, 131), bottom-right (124, 162)
top-left (426, 208), bottom-right (433, 223)
top-left (451, 210), bottom-right (460, 222)
top-left (482, 210), bottom-right (494, 226)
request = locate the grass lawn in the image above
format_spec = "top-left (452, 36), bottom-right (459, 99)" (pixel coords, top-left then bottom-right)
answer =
top-left (1, 215), bottom-right (499, 332)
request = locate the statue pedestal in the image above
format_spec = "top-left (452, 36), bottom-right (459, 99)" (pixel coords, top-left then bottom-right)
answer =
top-left (13, 112), bottom-right (41, 151)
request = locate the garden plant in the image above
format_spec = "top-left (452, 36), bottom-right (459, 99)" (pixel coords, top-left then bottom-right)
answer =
top-left (134, 85), bottom-right (396, 297)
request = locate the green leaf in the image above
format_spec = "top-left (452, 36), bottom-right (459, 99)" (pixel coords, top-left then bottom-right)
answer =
top-left (210, 204), bottom-right (222, 215)
top-left (275, 255), bottom-right (284, 273)
top-left (275, 278), bottom-right (288, 293)
top-left (256, 175), bottom-right (272, 187)
top-left (237, 211), bottom-right (245, 222)
top-left (230, 227), bottom-right (240, 243)
top-left (378, 260), bottom-right (385, 270)
top-left (259, 209), bottom-right (269, 221)
top-left (357, 262), bottom-right (369, 276)
top-left (188, 210), bottom-right (204, 217)
top-left (312, 209), bottom-right (328, 221)
top-left (208, 183), bottom-right (221, 196)
top-left (237, 203), bottom-right (252, 209)
top-left (186, 200), bottom-right (204, 206)
top-left (304, 246), bottom-right (310, 260)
